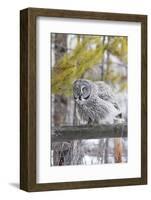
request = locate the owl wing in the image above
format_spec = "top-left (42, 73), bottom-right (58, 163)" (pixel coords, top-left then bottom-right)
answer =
top-left (95, 81), bottom-right (120, 111)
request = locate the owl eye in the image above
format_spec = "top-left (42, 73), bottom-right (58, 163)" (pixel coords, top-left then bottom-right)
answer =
top-left (82, 86), bottom-right (87, 94)
top-left (81, 86), bottom-right (90, 99)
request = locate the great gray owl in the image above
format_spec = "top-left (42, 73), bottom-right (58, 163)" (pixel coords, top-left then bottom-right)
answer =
top-left (73, 79), bottom-right (121, 124)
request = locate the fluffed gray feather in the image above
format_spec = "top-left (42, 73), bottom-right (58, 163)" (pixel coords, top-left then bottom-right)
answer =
top-left (73, 79), bottom-right (121, 124)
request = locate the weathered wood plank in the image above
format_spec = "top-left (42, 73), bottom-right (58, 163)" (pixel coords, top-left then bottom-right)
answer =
top-left (51, 123), bottom-right (127, 142)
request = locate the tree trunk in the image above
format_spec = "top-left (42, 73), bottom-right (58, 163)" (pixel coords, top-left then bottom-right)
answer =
top-left (53, 33), bottom-right (68, 126)
top-left (52, 33), bottom-right (73, 166)
top-left (114, 138), bottom-right (123, 163)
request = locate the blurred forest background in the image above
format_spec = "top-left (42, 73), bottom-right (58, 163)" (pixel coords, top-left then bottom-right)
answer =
top-left (51, 33), bottom-right (128, 166)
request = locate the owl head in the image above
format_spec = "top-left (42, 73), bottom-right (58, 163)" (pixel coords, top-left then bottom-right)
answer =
top-left (73, 79), bottom-right (91, 103)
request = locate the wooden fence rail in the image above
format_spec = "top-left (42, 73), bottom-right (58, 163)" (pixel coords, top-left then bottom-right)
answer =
top-left (51, 122), bottom-right (127, 142)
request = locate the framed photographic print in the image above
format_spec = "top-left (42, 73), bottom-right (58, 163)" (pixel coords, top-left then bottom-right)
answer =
top-left (20, 8), bottom-right (147, 191)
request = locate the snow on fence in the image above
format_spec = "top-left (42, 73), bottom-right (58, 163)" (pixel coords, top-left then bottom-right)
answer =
top-left (52, 122), bottom-right (127, 142)
top-left (51, 122), bottom-right (127, 166)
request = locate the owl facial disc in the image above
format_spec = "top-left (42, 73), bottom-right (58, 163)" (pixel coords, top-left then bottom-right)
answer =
top-left (73, 79), bottom-right (91, 102)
